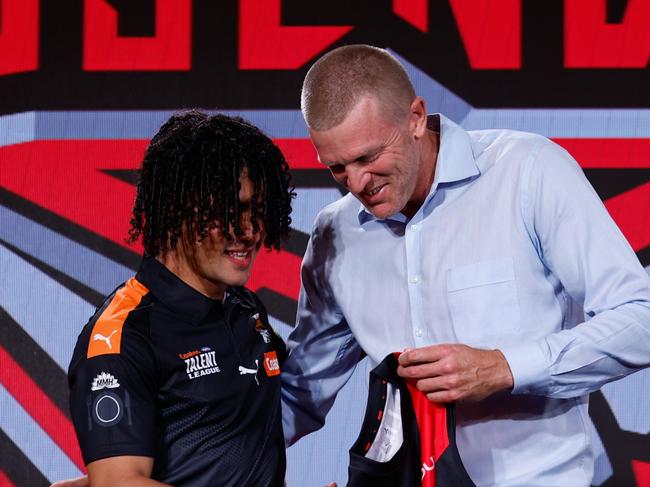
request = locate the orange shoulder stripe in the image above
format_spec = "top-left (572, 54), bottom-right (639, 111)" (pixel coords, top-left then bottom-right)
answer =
top-left (87, 278), bottom-right (149, 359)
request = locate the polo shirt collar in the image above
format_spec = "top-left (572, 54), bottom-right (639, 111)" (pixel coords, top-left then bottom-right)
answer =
top-left (136, 256), bottom-right (224, 325)
top-left (358, 114), bottom-right (479, 225)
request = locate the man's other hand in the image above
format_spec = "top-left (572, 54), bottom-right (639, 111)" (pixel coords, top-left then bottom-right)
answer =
top-left (397, 344), bottom-right (514, 403)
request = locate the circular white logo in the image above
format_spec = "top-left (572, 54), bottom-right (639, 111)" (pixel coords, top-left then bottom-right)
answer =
top-left (92, 391), bottom-right (124, 427)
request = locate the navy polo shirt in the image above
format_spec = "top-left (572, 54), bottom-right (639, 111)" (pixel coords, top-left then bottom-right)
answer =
top-left (69, 257), bottom-right (286, 486)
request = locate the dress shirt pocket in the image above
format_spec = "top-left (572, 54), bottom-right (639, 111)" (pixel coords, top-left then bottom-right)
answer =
top-left (446, 257), bottom-right (521, 347)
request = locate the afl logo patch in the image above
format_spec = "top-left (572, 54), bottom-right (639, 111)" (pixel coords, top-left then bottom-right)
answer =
top-left (92, 391), bottom-right (124, 427)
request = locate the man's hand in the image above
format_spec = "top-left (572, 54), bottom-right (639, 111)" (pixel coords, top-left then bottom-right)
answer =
top-left (397, 344), bottom-right (514, 403)
top-left (51, 477), bottom-right (88, 487)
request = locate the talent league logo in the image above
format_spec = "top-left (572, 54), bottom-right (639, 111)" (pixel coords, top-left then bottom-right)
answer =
top-left (181, 347), bottom-right (220, 380)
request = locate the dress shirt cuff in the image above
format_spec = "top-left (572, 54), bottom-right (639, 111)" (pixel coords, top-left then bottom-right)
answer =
top-left (500, 340), bottom-right (550, 394)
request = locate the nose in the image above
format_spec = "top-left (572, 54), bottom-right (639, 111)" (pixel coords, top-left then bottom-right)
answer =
top-left (238, 212), bottom-right (261, 243)
top-left (345, 164), bottom-right (371, 194)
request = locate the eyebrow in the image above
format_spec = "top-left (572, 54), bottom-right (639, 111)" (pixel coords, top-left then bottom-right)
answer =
top-left (324, 145), bottom-right (384, 167)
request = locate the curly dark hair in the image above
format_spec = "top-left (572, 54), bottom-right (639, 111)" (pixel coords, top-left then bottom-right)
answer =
top-left (128, 110), bottom-right (295, 256)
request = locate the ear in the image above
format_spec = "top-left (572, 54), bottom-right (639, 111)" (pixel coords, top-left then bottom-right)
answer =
top-left (409, 96), bottom-right (428, 139)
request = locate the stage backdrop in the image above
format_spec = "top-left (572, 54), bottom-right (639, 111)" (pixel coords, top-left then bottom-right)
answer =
top-left (1, 1), bottom-right (649, 486)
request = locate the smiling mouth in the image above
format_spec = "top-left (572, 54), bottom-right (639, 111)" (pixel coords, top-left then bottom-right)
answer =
top-left (364, 184), bottom-right (387, 197)
top-left (226, 250), bottom-right (249, 259)
top-left (224, 249), bottom-right (253, 266)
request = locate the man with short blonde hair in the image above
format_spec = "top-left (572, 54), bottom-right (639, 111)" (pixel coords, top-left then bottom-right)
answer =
top-left (282, 44), bottom-right (650, 486)
top-left (301, 44), bottom-right (415, 131)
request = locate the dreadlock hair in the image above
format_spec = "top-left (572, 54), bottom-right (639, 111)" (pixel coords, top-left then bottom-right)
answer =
top-left (128, 110), bottom-right (295, 256)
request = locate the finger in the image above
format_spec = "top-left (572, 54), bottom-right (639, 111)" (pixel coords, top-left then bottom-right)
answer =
top-left (398, 355), bottom-right (457, 379)
top-left (414, 375), bottom-right (462, 396)
top-left (425, 390), bottom-right (463, 404)
top-left (398, 344), bottom-right (446, 366)
top-left (397, 361), bottom-right (440, 379)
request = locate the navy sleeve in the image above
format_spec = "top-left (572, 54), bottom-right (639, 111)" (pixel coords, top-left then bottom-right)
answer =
top-left (68, 310), bottom-right (159, 465)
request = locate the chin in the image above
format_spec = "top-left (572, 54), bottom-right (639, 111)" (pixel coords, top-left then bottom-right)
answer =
top-left (231, 273), bottom-right (253, 288)
top-left (368, 204), bottom-right (400, 220)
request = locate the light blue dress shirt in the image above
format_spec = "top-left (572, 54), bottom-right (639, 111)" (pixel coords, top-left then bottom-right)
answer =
top-left (281, 115), bottom-right (650, 486)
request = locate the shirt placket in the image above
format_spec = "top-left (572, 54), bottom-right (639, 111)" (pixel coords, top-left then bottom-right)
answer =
top-left (404, 212), bottom-right (430, 347)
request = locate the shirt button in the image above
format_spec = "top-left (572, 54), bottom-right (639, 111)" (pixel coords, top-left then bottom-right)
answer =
top-left (415, 329), bottom-right (423, 338)
top-left (410, 224), bottom-right (418, 232)
top-left (410, 276), bottom-right (420, 284)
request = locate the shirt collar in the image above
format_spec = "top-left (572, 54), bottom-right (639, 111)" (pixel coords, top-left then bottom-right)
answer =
top-left (136, 256), bottom-right (226, 325)
top-left (357, 114), bottom-right (480, 225)
top-left (433, 114), bottom-right (480, 185)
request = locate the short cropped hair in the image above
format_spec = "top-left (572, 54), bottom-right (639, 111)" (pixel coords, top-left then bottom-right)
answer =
top-left (301, 45), bottom-right (416, 131)
top-left (128, 110), bottom-right (295, 256)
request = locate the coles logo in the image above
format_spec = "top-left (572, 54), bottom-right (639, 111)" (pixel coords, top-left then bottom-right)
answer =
top-left (263, 351), bottom-right (281, 377)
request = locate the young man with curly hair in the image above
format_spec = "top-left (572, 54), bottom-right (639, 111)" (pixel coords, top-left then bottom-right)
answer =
top-left (67, 110), bottom-right (294, 486)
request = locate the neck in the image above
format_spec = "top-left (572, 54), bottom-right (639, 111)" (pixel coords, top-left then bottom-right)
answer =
top-left (422, 128), bottom-right (439, 192)
top-left (156, 252), bottom-right (225, 301)
top-left (402, 129), bottom-right (439, 219)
